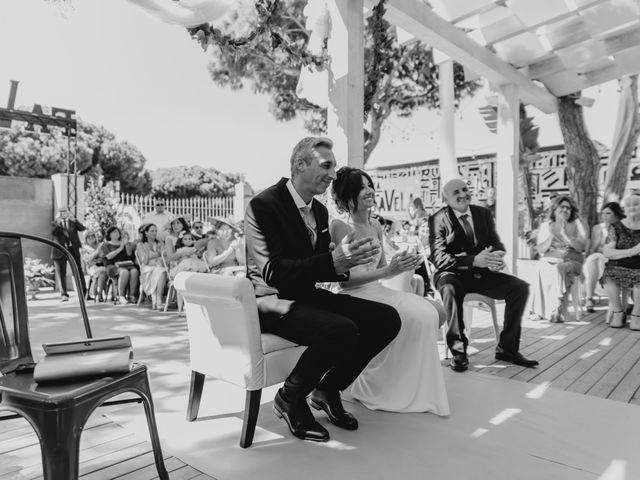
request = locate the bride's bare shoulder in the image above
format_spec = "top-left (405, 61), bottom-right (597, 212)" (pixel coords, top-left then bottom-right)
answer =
top-left (330, 218), bottom-right (349, 240)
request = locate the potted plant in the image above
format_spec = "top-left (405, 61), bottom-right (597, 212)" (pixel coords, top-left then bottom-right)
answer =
top-left (24, 257), bottom-right (56, 300)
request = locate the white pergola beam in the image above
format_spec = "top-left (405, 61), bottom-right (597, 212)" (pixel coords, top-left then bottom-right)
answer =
top-left (526, 24), bottom-right (640, 81)
top-left (364, 0), bottom-right (558, 113)
top-left (495, 84), bottom-right (520, 274)
top-left (327, 0), bottom-right (365, 168)
top-left (438, 59), bottom-right (458, 184)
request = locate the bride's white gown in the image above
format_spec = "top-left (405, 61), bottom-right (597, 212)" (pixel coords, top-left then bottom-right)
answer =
top-left (340, 240), bottom-right (450, 415)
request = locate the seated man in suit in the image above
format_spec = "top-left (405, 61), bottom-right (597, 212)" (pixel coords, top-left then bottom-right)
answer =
top-left (245, 137), bottom-right (401, 442)
top-left (429, 178), bottom-right (537, 372)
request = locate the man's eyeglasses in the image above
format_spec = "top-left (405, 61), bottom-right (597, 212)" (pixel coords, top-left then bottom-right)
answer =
top-left (194, 225), bottom-right (203, 230)
top-left (155, 203), bottom-right (165, 207)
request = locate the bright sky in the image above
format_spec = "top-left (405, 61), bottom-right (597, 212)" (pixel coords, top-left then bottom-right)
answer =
top-left (0, 0), bottom-right (624, 189)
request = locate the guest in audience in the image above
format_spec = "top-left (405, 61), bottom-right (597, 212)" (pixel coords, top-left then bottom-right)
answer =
top-left (429, 178), bottom-right (536, 371)
top-left (164, 216), bottom-right (191, 261)
top-left (170, 232), bottom-right (208, 276)
top-left (408, 196), bottom-right (427, 225)
top-left (142, 200), bottom-right (175, 242)
top-left (190, 220), bottom-right (206, 241)
top-left (584, 202), bottom-right (624, 312)
top-left (536, 195), bottom-right (588, 323)
top-left (80, 231), bottom-right (106, 301)
top-left (99, 226), bottom-right (139, 305)
top-left (331, 167), bottom-right (449, 414)
top-left (51, 207), bottom-right (87, 301)
top-left (136, 223), bottom-right (167, 310)
top-left (245, 136), bottom-right (400, 442)
top-left (205, 219), bottom-right (246, 276)
top-left (602, 194), bottom-right (640, 330)
top-left (482, 187), bottom-right (496, 218)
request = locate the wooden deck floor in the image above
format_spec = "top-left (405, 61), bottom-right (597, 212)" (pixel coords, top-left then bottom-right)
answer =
top-left (461, 305), bottom-right (640, 405)
top-left (0, 413), bottom-right (217, 480)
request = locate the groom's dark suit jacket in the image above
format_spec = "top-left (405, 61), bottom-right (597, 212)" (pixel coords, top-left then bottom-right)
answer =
top-left (245, 178), bottom-right (345, 300)
top-left (428, 204), bottom-right (505, 285)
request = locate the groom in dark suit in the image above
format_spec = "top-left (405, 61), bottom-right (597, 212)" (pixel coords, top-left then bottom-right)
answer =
top-left (429, 179), bottom-right (537, 372)
top-left (245, 137), bottom-right (401, 442)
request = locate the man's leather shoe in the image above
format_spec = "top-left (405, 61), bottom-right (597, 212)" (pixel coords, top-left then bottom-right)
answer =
top-left (308, 388), bottom-right (358, 431)
top-left (450, 353), bottom-right (469, 372)
top-left (273, 390), bottom-right (329, 442)
top-left (495, 348), bottom-right (539, 368)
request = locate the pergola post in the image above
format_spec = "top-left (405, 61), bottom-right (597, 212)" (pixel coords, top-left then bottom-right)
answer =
top-left (495, 84), bottom-right (520, 274)
top-left (327, 0), bottom-right (364, 168)
top-left (438, 58), bottom-right (457, 185)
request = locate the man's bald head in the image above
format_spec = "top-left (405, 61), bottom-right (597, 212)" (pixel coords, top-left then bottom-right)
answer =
top-left (442, 178), bottom-right (472, 213)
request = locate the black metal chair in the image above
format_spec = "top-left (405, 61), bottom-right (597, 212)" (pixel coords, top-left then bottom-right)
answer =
top-left (0, 231), bottom-right (168, 479)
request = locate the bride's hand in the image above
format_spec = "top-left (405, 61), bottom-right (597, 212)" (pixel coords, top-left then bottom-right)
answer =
top-left (389, 251), bottom-right (421, 274)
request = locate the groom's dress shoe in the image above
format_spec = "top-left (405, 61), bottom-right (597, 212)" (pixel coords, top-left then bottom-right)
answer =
top-left (495, 348), bottom-right (539, 368)
top-left (273, 390), bottom-right (329, 442)
top-left (450, 353), bottom-right (469, 372)
top-left (308, 388), bottom-right (359, 431)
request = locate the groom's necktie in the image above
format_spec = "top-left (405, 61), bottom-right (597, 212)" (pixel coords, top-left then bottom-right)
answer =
top-left (459, 214), bottom-right (475, 246)
top-left (300, 205), bottom-right (317, 248)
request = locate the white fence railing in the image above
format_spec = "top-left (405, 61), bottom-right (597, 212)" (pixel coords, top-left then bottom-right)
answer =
top-left (120, 194), bottom-right (235, 224)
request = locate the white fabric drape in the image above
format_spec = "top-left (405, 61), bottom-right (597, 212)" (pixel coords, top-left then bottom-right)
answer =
top-left (295, 0), bottom-right (330, 107)
top-left (604, 75), bottom-right (637, 194)
top-left (127, 0), bottom-right (237, 27)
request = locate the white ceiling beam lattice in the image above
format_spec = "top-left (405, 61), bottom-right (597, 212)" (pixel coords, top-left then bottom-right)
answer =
top-left (363, 0), bottom-right (558, 113)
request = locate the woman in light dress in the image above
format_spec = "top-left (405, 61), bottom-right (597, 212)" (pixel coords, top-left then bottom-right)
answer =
top-left (135, 223), bottom-right (167, 310)
top-left (81, 231), bottom-right (106, 301)
top-left (536, 195), bottom-right (588, 322)
top-left (330, 167), bottom-right (449, 415)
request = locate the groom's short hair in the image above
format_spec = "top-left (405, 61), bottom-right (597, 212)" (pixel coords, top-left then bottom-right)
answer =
top-left (290, 137), bottom-right (334, 177)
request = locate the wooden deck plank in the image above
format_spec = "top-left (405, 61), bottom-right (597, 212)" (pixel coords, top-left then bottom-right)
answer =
top-left (579, 330), bottom-right (640, 399)
top-left (606, 342), bottom-right (640, 403)
top-left (159, 465), bottom-right (203, 480)
top-left (15, 431), bottom-right (141, 479)
top-left (509, 320), bottom-right (609, 383)
top-left (114, 456), bottom-right (185, 480)
top-left (564, 330), bottom-right (640, 396)
top-left (81, 450), bottom-right (162, 480)
top-left (522, 321), bottom-right (626, 387)
top-left (548, 326), bottom-right (632, 391)
top-left (79, 442), bottom-right (153, 478)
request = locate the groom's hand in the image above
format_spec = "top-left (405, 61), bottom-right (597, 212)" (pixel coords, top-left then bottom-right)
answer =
top-left (332, 232), bottom-right (380, 274)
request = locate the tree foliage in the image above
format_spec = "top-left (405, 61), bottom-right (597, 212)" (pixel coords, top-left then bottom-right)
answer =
top-left (190, 0), bottom-right (481, 163)
top-left (0, 117), bottom-right (152, 194)
top-left (558, 95), bottom-right (601, 229)
top-left (150, 166), bottom-right (242, 198)
top-left (84, 177), bottom-right (120, 237)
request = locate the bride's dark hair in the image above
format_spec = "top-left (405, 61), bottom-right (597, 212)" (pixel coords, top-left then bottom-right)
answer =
top-left (332, 166), bottom-right (375, 213)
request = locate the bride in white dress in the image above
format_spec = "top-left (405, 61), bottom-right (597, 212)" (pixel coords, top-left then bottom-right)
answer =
top-left (330, 167), bottom-right (450, 415)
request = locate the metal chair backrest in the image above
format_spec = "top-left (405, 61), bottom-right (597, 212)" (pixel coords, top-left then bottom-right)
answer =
top-left (0, 232), bottom-right (92, 374)
top-left (0, 235), bottom-right (31, 372)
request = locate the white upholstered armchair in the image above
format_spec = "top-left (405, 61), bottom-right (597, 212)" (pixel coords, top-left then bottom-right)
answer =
top-left (173, 272), bottom-right (307, 448)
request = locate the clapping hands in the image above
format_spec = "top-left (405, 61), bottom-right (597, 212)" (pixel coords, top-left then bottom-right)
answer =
top-left (388, 249), bottom-right (423, 275)
top-left (332, 232), bottom-right (380, 274)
